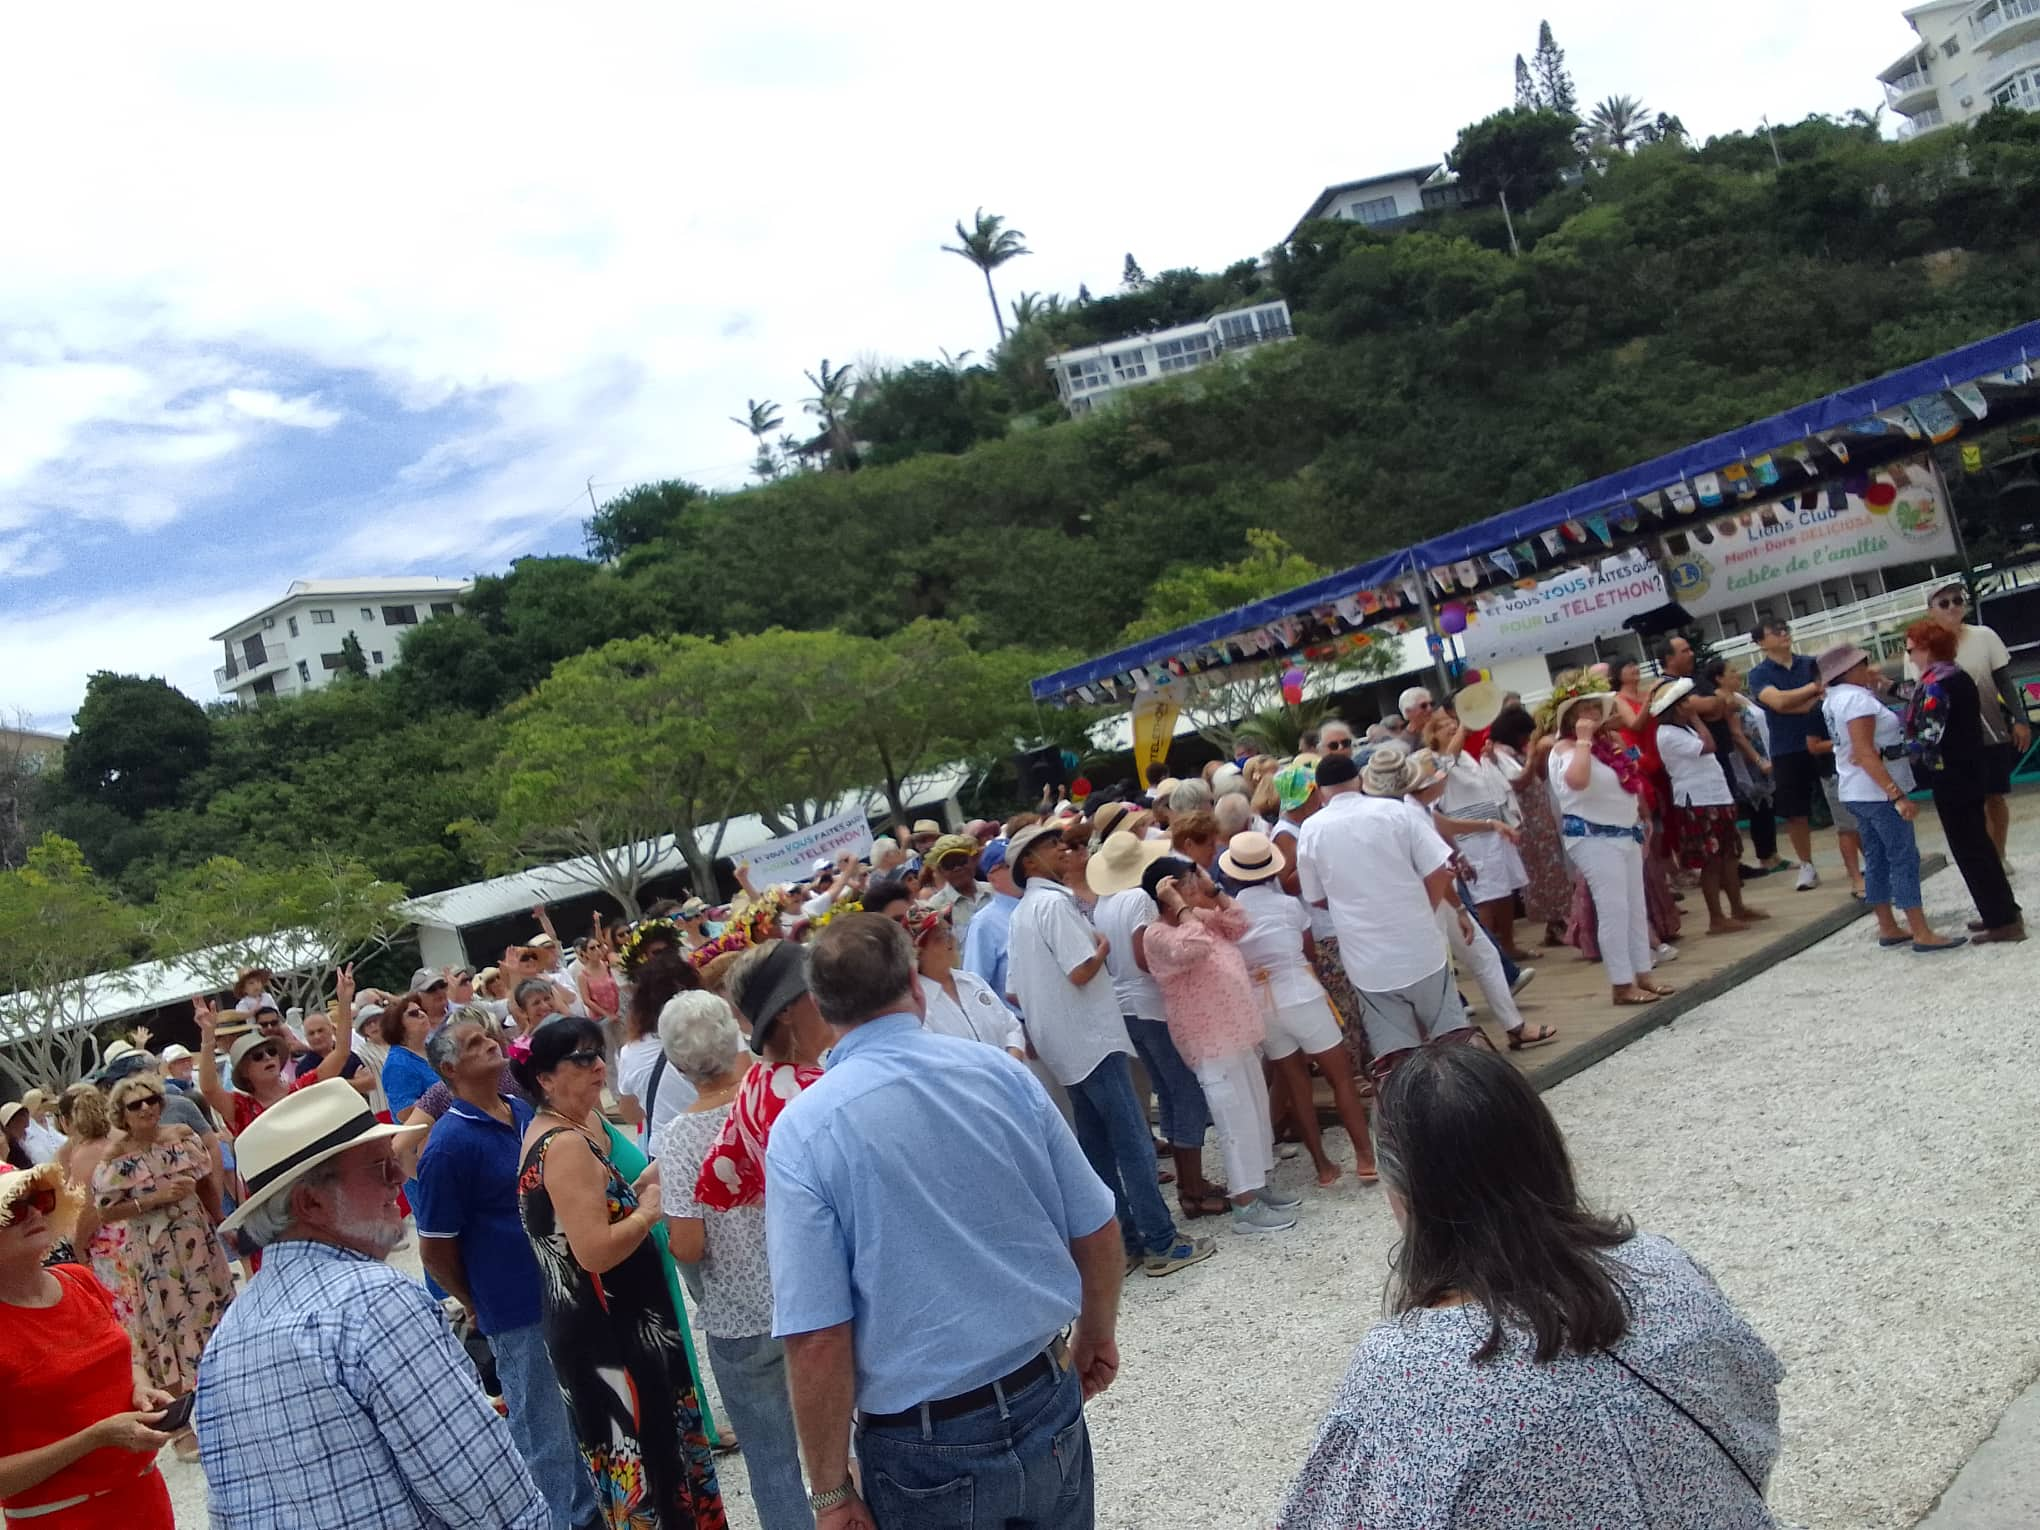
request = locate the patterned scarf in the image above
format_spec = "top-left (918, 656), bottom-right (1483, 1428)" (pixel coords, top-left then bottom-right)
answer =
top-left (693, 1057), bottom-right (822, 1211)
top-left (1903, 659), bottom-right (1959, 771)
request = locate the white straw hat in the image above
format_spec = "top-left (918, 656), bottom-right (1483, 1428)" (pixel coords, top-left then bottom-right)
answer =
top-left (219, 1079), bottom-right (423, 1234)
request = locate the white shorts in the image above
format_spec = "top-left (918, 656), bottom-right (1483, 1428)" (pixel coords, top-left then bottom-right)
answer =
top-left (1262, 996), bottom-right (1344, 1060)
top-left (1460, 830), bottom-right (1528, 900)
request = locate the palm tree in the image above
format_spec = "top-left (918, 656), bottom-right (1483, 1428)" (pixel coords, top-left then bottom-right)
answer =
top-left (729, 398), bottom-right (784, 481)
top-left (1590, 94), bottom-right (1647, 154)
top-left (942, 208), bottom-right (1030, 343)
top-left (1008, 291), bottom-right (1046, 331)
top-left (802, 359), bottom-right (858, 471)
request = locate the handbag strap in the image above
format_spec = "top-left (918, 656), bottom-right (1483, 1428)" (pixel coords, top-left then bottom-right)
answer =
top-left (644, 1053), bottom-right (668, 1127)
top-left (1604, 1349), bottom-right (1763, 1499)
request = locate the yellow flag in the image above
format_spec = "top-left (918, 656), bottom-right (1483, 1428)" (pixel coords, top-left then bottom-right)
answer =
top-left (1962, 443), bottom-right (1984, 474)
top-left (1131, 691), bottom-right (1180, 790)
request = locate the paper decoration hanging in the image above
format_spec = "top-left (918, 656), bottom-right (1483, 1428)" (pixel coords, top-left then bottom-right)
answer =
top-left (1489, 548), bottom-right (1520, 580)
top-left (1582, 511), bottom-right (1613, 547)
top-left (1665, 481), bottom-right (1697, 514)
top-left (1874, 409), bottom-right (1923, 440)
top-left (1454, 559), bottom-right (1483, 589)
top-left (1539, 529), bottom-right (1565, 557)
top-left (1751, 453), bottom-right (1781, 487)
top-left (1758, 505), bottom-right (1781, 530)
top-left (1637, 491), bottom-right (1665, 518)
top-left (1817, 433), bottom-right (1851, 465)
top-left (1953, 382), bottom-right (1988, 420)
top-left (1512, 540), bottom-right (1538, 567)
top-left (1397, 574), bottom-right (1423, 605)
top-left (1721, 463), bottom-right (1752, 499)
top-left (1560, 519), bottom-right (1587, 543)
top-left (1663, 532), bottom-right (1691, 556)
top-left (1908, 394), bottom-right (1961, 443)
top-left (1614, 511), bottom-right (1641, 534)
top-left (1963, 443), bottom-right (1985, 473)
top-left (1694, 473), bottom-right (1723, 508)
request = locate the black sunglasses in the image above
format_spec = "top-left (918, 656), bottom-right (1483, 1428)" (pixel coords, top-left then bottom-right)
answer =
top-left (124, 1094), bottom-right (165, 1112)
top-left (1930, 595), bottom-right (1964, 610)
top-left (1323, 738), bottom-right (1355, 751)
top-left (559, 1048), bottom-right (604, 1068)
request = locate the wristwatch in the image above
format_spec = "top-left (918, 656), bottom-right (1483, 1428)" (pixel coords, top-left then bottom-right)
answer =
top-left (810, 1480), bottom-right (856, 1514)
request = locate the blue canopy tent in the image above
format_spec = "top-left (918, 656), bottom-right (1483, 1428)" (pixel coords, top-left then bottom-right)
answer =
top-left (1032, 320), bottom-right (2040, 705)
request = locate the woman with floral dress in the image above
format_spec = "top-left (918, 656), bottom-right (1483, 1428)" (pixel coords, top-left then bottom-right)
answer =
top-left (91, 1074), bottom-right (234, 1459)
top-left (55, 1084), bottom-right (137, 1326)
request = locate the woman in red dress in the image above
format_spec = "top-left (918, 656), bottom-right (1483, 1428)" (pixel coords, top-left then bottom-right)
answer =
top-left (0, 1162), bottom-right (176, 1529)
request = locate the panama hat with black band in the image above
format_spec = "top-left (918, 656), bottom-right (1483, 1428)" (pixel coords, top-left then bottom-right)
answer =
top-left (1217, 831), bottom-right (1285, 885)
top-left (219, 1079), bottom-right (423, 1234)
top-left (1004, 823), bottom-right (1067, 887)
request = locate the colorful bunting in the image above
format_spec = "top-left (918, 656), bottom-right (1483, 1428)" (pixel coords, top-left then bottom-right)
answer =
top-left (1582, 511), bottom-right (1613, 547)
top-left (1963, 442), bottom-right (1985, 473)
top-left (1908, 394), bottom-right (1961, 442)
top-left (1489, 548), bottom-right (1519, 580)
top-left (1953, 382), bottom-right (1988, 420)
top-left (1694, 472), bottom-right (1723, 508)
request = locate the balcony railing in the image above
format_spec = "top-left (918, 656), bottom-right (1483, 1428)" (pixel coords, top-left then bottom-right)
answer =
top-left (215, 641), bottom-right (290, 691)
top-left (1884, 70), bottom-right (1932, 106)
top-left (1899, 107), bottom-right (1949, 137)
top-left (1212, 320), bottom-right (1296, 353)
top-left (1973, 0), bottom-right (2040, 48)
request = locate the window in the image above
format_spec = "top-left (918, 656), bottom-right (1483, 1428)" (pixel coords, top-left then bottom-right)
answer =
top-left (1062, 357), bottom-right (1111, 393)
top-left (429, 602), bottom-right (455, 618)
top-left (1154, 334), bottom-right (1215, 373)
top-left (310, 609), bottom-right (335, 624)
top-left (371, 650), bottom-right (384, 665)
top-left (320, 652), bottom-right (347, 671)
top-left (287, 615), bottom-right (300, 638)
top-left (1111, 349), bottom-right (1149, 383)
top-left (296, 660), bottom-right (311, 683)
top-left (262, 615), bottom-right (275, 629)
top-left (242, 635), bottom-right (268, 668)
top-left (1943, 37), bottom-right (1961, 57)
top-left (382, 605), bottom-right (418, 626)
top-left (1347, 195), bottom-right (1400, 225)
top-left (251, 675), bottom-right (275, 698)
top-left (360, 607), bottom-right (375, 621)
top-left (1992, 65), bottom-right (2040, 111)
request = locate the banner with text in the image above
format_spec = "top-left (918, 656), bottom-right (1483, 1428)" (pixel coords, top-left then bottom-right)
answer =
top-left (740, 809), bottom-right (875, 887)
top-left (1460, 551), bottom-right (1673, 664)
top-left (1131, 691), bottom-right (1181, 789)
top-left (1662, 471), bottom-right (1957, 617)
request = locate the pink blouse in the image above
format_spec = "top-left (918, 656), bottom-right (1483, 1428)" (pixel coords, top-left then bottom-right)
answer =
top-left (1143, 904), bottom-right (1266, 1067)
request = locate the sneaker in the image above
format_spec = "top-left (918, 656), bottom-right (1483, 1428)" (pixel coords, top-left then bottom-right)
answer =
top-left (1256, 1185), bottom-right (1303, 1211)
top-left (1654, 943), bottom-right (1680, 965)
top-left (1509, 967), bottom-right (1537, 996)
top-left (1144, 1235), bottom-right (1218, 1276)
top-left (1276, 1142), bottom-right (1303, 1160)
top-left (1795, 863), bottom-right (1819, 891)
top-left (1230, 1200), bottom-right (1298, 1235)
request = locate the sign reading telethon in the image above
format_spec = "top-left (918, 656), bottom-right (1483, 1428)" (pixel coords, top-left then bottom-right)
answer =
top-left (741, 809), bottom-right (874, 887)
top-left (1662, 467), bottom-right (1957, 617)
top-left (1460, 552), bottom-right (1671, 664)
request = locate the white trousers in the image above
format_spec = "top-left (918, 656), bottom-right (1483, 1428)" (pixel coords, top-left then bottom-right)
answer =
top-left (1193, 1049), bottom-right (1274, 1197)
top-left (1565, 834), bottom-right (1654, 986)
top-left (1437, 904), bottom-right (1522, 1032)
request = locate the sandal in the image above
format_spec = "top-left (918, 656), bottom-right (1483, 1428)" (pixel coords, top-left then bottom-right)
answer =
top-left (1177, 1191), bottom-right (1230, 1219)
top-left (1507, 1023), bottom-right (1560, 1051)
top-left (1613, 986), bottom-right (1659, 1006)
top-left (1638, 980), bottom-right (1677, 996)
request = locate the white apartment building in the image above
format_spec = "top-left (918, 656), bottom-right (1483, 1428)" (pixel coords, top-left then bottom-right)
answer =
top-left (1880, 0), bottom-right (2040, 138)
top-left (1045, 300), bottom-right (1295, 415)
top-left (210, 577), bottom-right (472, 704)
top-left (1289, 164), bottom-right (1464, 241)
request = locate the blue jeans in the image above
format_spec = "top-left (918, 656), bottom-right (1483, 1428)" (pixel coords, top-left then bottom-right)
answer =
top-left (1122, 1017), bottom-right (1208, 1149)
top-left (857, 1356), bottom-right (1092, 1530)
top-left (705, 1332), bottom-right (813, 1530)
top-left (1852, 797), bottom-right (1923, 909)
top-left (1064, 1054), bottom-right (1179, 1257)
top-left (490, 1322), bottom-right (600, 1530)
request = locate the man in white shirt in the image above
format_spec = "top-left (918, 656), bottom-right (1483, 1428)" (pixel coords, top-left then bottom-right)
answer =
top-left (1917, 580), bottom-right (2030, 862)
top-left (1004, 825), bottom-right (1212, 1278)
top-left (1294, 752), bottom-right (1461, 1075)
top-left (921, 835), bottom-right (994, 934)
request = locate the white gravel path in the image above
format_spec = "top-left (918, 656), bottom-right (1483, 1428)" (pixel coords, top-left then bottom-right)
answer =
top-left (168, 830), bottom-right (2040, 1530)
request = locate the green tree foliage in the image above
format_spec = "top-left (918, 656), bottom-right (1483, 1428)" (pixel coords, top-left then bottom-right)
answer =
top-left (1121, 253), bottom-right (1147, 289)
top-left (1514, 55), bottom-right (1537, 110)
top-left (338, 632), bottom-right (370, 679)
top-left (1121, 531), bottom-right (1332, 642)
top-left (584, 479), bottom-right (713, 562)
top-left (942, 209), bottom-right (1031, 343)
top-left (1590, 95), bottom-right (1647, 154)
top-left (0, 835), bottom-right (142, 1088)
top-left (847, 360), bottom-right (1012, 465)
top-left (1531, 20), bottom-right (1576, 115)
top-left (63, 673), bottom-right (211, 819)
top-left (1451, 106), bottom-right (1581, 210)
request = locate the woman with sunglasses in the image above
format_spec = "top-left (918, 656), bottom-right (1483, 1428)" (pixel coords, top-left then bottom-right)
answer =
top-left (91, 1074), bottom-right (234, 1461)
top-left (514, 1016), bottom-right (726, 1528)
top-left (0, 1162), bottom-right (178, 1530)
top-left (194, 997), bottom-right (293, 1139)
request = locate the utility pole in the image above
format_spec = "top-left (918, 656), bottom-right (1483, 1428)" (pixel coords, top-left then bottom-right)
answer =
top-left (1499, 187), bottom-right (1521, 258)
top-left (586, 477), bottom-right (600, 518)
top-left (1761, 115), bottom-right (1783, 171)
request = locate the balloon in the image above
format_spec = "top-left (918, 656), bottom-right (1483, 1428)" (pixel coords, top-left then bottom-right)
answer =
top-left (1070, 775), bottom-right (1093, 800)
top-left (1280, 665), bottom-right (1306, 704)
top-left (1865, 481), bottom-right (1897, 510)
top-left (1438, 602), bottom-right (1468, 636)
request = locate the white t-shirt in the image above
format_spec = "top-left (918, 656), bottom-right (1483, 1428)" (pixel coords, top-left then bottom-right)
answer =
top-left (1092, 888), bottom-right (1167, 1021)
top-left (617, 1034), bottom-right (699, 1152)
top-left (22, 1120), bottom-right (65, 1164)
top-left (1270, 818), bottom-right (1334, 940)
top-left (1005, 878), bottom-right (1133, 1087)
top-left (1822, 683), bottom-right (1914, 802)
top-left (1907, 624), bottom-right (2014, 745)
top-left (1547, 741), bottom-right (1640, 828)
top-left (1655, 723), bottom-right (1734, 808)
top-left (1231, 883), bottom-right (1325, 1009)
top-left (1294, 792), bottom-right (1451, 992)
top-left (1439, 750), bottom-right (1515, 826)
top-left (917, 971), bottom-right (1024, 1051)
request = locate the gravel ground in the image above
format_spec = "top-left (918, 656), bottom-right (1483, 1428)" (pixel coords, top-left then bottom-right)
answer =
top-left (168, 820), bottom-right (2040, 1530)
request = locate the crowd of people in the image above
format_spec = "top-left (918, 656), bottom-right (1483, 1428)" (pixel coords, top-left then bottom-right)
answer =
top-left (0, 583), bottom-right (2027, 1529)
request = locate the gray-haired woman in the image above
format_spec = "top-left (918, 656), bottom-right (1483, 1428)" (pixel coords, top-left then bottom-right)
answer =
top-left (655, 993), bottom-right (812, 1530)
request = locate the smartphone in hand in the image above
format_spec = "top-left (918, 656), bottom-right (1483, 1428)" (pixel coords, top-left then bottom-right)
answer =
top-left (154, 1393), bottom-right (197, 1434)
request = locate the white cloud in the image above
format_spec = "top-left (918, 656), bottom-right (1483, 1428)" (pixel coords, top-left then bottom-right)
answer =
top-left (0, 597), bottom-right (223, 730)
top-left (0, 1), bottom-right (1928, 719)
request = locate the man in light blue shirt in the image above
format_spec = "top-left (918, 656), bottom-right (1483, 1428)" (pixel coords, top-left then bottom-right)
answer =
top-left (766, 914), bottom-right (1123, 1530)
top-left (959, 839), bottom-right (1020, 1002)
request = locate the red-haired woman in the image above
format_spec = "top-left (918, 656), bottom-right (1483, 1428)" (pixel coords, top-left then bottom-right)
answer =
top-left (1903, 618), bottom-right (2023, 941)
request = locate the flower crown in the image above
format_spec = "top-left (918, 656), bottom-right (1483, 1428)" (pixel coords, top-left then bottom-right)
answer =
top-left (686, 900), bottom-right (781, 972)
top-left (616, 917), bottom-right (684, 973)
top-left (1534, 668), bottom-right (1613, 732)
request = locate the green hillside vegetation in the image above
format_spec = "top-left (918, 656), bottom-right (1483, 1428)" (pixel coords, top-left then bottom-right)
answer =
top-left (19, 106), bottom-right (2040, 906)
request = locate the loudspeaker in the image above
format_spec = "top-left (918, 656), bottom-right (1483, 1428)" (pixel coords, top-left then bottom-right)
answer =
top-left (1014, 745), bottom-right (1066, 798)
top-left (1622, 602), bottom-right (1693, 638)
top-left (1978, 585), bottom-right (2040, 653)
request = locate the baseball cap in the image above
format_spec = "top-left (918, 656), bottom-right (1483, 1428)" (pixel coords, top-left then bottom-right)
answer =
top-left (160, 1044), bottom-right (193, 1064)
top-left (810, 857), bottom-right (834, 878)
top-left (409, 967), bottom-right (448, 993)
top-left (978, 839), bottom-right (1010, 877)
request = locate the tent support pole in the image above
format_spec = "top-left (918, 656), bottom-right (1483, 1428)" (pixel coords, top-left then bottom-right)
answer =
top-left (1929, 452), bottom-right (1981, 589)
top-left (1410, 571), bottom-right (1457, 698)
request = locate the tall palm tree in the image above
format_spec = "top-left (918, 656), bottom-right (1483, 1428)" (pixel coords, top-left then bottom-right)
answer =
top-left (1590, 94), bottom-right (1647, 154)
top-left (729, 398), bottom-right (783, 481)
top-left (1007, 291), bottom-right (1045, 330)
top-left (802, 359), bottom-right (858, 471)
top-left (942, 208), bottom-right (1030, 343)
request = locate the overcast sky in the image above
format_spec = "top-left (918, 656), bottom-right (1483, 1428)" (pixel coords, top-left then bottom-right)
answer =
top-left (0, 1), bottom-right (1922, 730)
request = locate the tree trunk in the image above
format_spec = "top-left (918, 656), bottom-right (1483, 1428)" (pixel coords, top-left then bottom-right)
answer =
top-left (983, 267), bottom-right (1007, 343)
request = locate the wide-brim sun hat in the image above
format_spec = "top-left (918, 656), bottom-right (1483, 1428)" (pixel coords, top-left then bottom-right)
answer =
top-left (1454, 680), bottom-right (1505, 732)
top-left (1090, 801), bottom-right (1135, 841)
top-left (1086, 831), bottom-right (1174, 896)
top-left (1005, 823), bottom-right (1066, 885)
top-left (101, 1039), bottom-right (137, 1066)
top-left (1647, 676), bottom-right (1695, 717)
top-left (0, 1161), bottom-right (85, 1244)
top-left (1816, 643), bottom-right (1873, 687)
top-left (1217, 831), bottom-right (1284, 884)
top-left (219, 1079), bottom-right (423, 1235)
top-left (229, 1030), bottom-right (282, 1084)
top-left (1404, 749), bottom-right (1451, 792)
top-left (1146, 776), bottom-right (1181, 803)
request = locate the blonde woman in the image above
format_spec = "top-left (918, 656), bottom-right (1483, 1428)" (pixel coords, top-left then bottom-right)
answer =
top-left (55, 1085), bottom-right (137, 1325)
